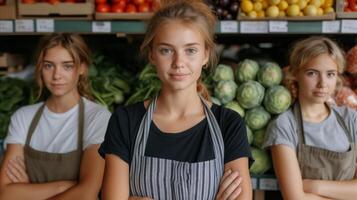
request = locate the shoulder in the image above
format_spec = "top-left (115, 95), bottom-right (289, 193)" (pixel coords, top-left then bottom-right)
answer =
top-left (211, 103), bottom-right (244, 124)
top-left (332, 105), bottom-right (357, 121)
top-left (11, 102), bottom-right (44, 120)
top-left (112, 101), bottom-right (146, 123)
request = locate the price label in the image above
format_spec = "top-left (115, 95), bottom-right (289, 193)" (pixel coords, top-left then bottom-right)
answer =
top-left (220, 21), bottom-right (238, 33)
top-left (269, 21), bottom-right (288, 33)
top-left (15, 20), bottom-right (34, 32)
top-left (240, 21), bottom-right (268, 33)
top-left (36, 19), bottom-right (54, 32)
top-left (322, 20), bottom-right (340, 33)
top-left (259, 178), bottom-right (279, 191)
top-left (341, 20), bottom-right (357, 33)
top-left (0, 21), bottom-right (13, 33)
top-left (251, 178), bottom-right (258, 190)
top-left (92, 21), bottom-right (111, 33)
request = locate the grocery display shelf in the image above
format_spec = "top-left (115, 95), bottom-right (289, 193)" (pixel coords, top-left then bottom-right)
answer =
top-left (1, 19), bottom-right (357, 34)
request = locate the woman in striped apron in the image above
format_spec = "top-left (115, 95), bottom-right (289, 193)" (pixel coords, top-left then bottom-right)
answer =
top-left (0, 33), bottom-right (111, 200)
top-left (99, 1), bottom-right (253, 200)
top-left (263, 36), bottom-right (357, 199)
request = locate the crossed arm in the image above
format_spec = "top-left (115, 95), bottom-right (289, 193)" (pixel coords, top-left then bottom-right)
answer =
top-left (271, 145), bottom-right (357, 200)
top-left (101, 154), bottom-right (252, 200)
top-left (0, 143), bottom-right (104, 200)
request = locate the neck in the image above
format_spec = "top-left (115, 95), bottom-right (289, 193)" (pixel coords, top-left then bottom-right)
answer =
top-left (156, 87), bottom-right (203, 118)
top-left (299, 99), bottom-right (330, 123)
top-left (46, 93), bottom-right (81, 113)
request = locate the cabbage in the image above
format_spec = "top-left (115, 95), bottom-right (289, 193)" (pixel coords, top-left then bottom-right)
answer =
top-left (225, 101), bottom-right (245, 117)
top-left (236, 81), bottom-right (265, 109)
top-left (245, 106), bottom-right (271, 130)
top-left (264, 85), bottom-right (292, 114)
top-left (213, 64), bottom-right (234, 82)
top-left (235, 59), bottom-right (260, 83)
top-left (250, 147), bottom-right (272, 175)
top-left (214, 80), bottom-right (237, 104)
top-left (257, 62), bottom-right (283, 88)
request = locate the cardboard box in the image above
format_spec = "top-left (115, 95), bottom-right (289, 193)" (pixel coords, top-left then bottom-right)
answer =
top-left (336, 0), bottom-right (357, 18)
top-left (95, 12), bottom-right (153, 20)
top-left (18, 0), bottom-right (94, 19)
top-left (0, 0), bottom-right (17, 19)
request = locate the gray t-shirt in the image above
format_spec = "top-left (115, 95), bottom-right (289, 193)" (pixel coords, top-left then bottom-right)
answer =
top-left (263, 106), bottom-right (357, 152)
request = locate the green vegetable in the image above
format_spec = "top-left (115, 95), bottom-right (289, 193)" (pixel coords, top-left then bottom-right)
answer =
top-left (235, 59), bottom-right (260, 83)
top-left (250, 147), bottom-right (272, 175)
top-left (264, 85), bottom-right (292, 114)
top-left (212, 64), bottom-right (234, 82)
top-left (225, 101), bottom-right (245, 117)
top-left (245, 106), bottom-right (271, 130)
top-left (214, 80), bottom-right (237, 104)
top-left (236, 81), bottom-right (265, 109)
top-left (257, 62), bottom-right (282, 88)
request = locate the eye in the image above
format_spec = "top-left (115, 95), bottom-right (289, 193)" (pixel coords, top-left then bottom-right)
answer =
top-left (63, 64), bottom-right (74, 71)
top-left (43, 63), bottom-right (53, 70)
top-left (159, 48), bottom-right (173, 55)
top-left (306, 70), bottom-right (318, 77)
top-left (327, 72), bottom-right (337, 78)
top-left (186, 48), bottom-right (198, 55)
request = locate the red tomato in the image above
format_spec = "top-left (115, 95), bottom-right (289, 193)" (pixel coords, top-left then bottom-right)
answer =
top-left (96, 3), bottom-right (111, 12)
top-left (133, 0), bottom-right (144, 5)
top-left (64, 0), bottom-right (76, 3)
top-left (21, 0), bottom-right (35, 3)
top-left (125, 3), bottom-right (137, 12)
top-left (138, 2), bottom-right (150, 12)
top-left (344, 0), bottom-right (349, 8)
top-left (47, 0), bottom-right (59, 4)
top-left (111, 0), bottom-right (125, 7)
top-left (95, 0), bottom-right (106, 4)
top-left (111, 3), bottom-right (125, 12)
top-left (349, 0), bottom-right (357, 11)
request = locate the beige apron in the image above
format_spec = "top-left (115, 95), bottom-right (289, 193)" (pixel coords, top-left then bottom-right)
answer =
top-left (294, 103), bottom-right (356, 180)
top-left (24, 99), bottom-right (84, 183)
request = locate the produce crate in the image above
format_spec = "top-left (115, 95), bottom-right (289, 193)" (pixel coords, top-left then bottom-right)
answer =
top-left (238, 10), bottom-right (336, 21)
top-left (336, 0), bottom-right (357, 18)
top-left (0, 53), bottom-right (25, 75)
top-left (0, 0), bottom-right (17, 19)
top-left (95, 12), bottom-right (153, 20)
top-left (17, 0), bottom-right (94, 19)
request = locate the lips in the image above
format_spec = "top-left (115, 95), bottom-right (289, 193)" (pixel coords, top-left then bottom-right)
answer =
top-left (313, 91), bottom-right (328, 97)
top-left (169, 73), bottom-right (190, 80)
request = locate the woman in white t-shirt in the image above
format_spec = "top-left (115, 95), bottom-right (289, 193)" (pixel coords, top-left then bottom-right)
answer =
top-left (264, 36), bottom-right (357, 199)
top-left (0, 33), bottom-right (111, 200)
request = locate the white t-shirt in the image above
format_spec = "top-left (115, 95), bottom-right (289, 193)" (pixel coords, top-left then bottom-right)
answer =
top-left (4, 97), bottom-right (111, 153)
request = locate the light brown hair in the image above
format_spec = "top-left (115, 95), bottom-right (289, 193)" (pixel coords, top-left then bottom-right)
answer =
top-left (140, 0), bottom-right (217, 100)
top-left (35, 33), bottom-right (93, 100)
top-left (285, 36), bottom-right (345, 100)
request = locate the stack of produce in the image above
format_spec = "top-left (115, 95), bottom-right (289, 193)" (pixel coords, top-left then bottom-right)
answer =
top-left (207, 0), bottom-right (240, 20)
top-left (211, 59), bottom-right (292, 175)
top-left (239, 0), bottom-right (334, 18)
top-left (96, 0), bottom-right (158, 13)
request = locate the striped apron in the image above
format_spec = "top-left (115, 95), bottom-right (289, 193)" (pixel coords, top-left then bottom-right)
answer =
top-left (129, 96), bottom-right (224, 200)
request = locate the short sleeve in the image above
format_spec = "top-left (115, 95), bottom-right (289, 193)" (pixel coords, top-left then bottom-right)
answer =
top-left (4, 108), bottom-right (28, 146)
top-left (83, 107), bottom-right (111, 149)
top-left (98, 107), bottom-right (131, 163)
top-left (263, 112), bottom-right (298, 150)
top-left (221, 108), bottom-right (253, 165)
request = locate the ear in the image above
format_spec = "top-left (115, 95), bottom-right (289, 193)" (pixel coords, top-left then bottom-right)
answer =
top-left (203, 49), bottom-right (209, 66)
top-left (79, 63), bottom-right (86, 75)
top-left (148, 50), bottom-right (156, 65)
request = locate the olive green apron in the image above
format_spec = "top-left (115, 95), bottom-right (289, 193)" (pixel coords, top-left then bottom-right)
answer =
top-left (294, 103), bottom-right (356, 180)
top-left (24, 99), bottom-right (84, 183)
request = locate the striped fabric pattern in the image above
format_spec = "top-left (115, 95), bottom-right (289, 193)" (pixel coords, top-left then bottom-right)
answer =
top-left (130, 96), bottom-right (224, 200)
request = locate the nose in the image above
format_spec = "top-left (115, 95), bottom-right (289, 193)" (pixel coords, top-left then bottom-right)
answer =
top-left (317, 73), bottom-right (327, 88)
top-left (173, 51), bottom-right (184, 69)
top-left (53, 66), bottom-right (62, 80)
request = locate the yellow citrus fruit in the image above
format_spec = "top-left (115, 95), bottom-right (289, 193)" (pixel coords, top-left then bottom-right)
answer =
top-left (241, 0), bottom-right (254, 13)
top-left (298, 0), bottom-right (307, 9)
top-left (304, 4), bottom-right (318, 15)
top-left (310, 0), bottom-right (322, 7)
top-left (324, 7), bottom-right (334, 13)
top-left (254, 2), bottom-right (264, 11)
top-left (269, 0), bottom-right (281, 5)
top-left (322, 0), bottom-right (333, 8)
top-left (287, 4), bottom-right (300, 16)
top-left (257, 10), bottom-right (266, 17)
top-left (317, 7), bottom-right (324, 15)
top-left (279, 10), bottom-right (286, 16)
top-left (248, 10), bottom-right (258, 18)
top-left (266, 5), bottom-right (280, 17)
top-left (287, 0), bottom-right (298, 4)
top-left (278, 1), bottom-right (289, 10)
top-left (262, 0), bottom-right (269, 8)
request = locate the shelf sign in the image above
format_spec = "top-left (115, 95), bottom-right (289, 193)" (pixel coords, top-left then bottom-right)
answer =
top-left (220, 20), bottom-right (238, 33)
top-left (322, 20), bottom-right (340, 33)
top-left (15, 20), bottom-right (34, 32)
top-left (259, 178), bottom-right (279, 191)
top-left (92, 21), bottom-right (111, 33)
top-left (0, 21), bottom-right (13, 33)
top-left (240, 21), bottom-right (268, 33)
top-left (341, 20), bottom-right (357, 33)
top-left (251, 178), bottom-right (258, 190)
top-left (269, 21), bottom-right (288, 33)
top-left (36, 19), bottom-right (54, 33)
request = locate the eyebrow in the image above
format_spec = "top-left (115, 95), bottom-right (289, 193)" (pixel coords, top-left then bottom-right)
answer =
top-left (157, 42), bottom-right (201, 47)
top-left (43, 60), bottom-right (74, 64)
top-left (304, 68), bottom-right (337, 73)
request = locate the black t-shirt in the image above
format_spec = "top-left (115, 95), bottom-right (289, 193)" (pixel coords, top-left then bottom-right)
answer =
top-left (99, 102), bottom-right (252, 165)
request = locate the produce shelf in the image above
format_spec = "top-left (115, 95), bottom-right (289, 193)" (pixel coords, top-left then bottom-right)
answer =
top-left (1, 19), bottom-right (357, 34)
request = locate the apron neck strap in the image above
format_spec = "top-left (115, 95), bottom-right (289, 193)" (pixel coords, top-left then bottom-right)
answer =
top-left (293, 102), bottom-right (306, 144)
top-left (26, 103), bottom-right (46, 146)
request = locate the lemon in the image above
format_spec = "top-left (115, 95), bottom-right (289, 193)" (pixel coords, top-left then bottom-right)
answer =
top-left (304, 5), bottom-right (318, 15)
top-left (322, 0), bottom-right (333, 8)
top-left (298, 0), bottom-right (307, 9)
top-left (287, 4), bottom-right (300, 16)
top-left (266, 5), bottom-right (280, 17)
top-left (254, 2), bottom-right (263, 11)
top-left (324, 7), bottom-right (334, 13)
top-left (241, 0), bottom-right (254, 13)
top-left (269, 0), bottom-right (281, 5)
top-left (310, 0), bottom-right (322, 7)
top-left (257, 10), bottom-right (266, 17)
top-left (248, 10), bottom-right (258, 18)
top-left (262, 0), bottom-right (269, 8)
top-left (278, 1), bottom-right (288, 10)
top-left (279, 10), bottom-right (286, 16)
top-left (287, 0), bottom-right (298, 4)
top-left (317, 7), bottom-right (324, 15)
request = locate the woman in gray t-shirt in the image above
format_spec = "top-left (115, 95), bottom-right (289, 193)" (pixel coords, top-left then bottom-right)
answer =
top-left (264, 36), bottom-right (357, 200)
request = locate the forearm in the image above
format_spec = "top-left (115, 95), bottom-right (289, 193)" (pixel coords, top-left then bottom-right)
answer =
top-left (47, 181), bottom-right (99, 200)
top-left (306, 179), bottom-right (357, 200)
top-left (0, 180), bottom-right (74, 200)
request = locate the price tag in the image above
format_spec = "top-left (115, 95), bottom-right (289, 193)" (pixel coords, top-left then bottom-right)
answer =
top-left (240, 21), bottom-right (268, 33)
top-left (269, 21), bottom-right (288, 33)
top-left (36, 19), bottom-right (54, 32)
top-left (220, 21), bottom-right (238, 33)
top-left (341, 20), bottom-right (357, 33)
top-left (322, 20), bottom-right (340, 33)
top-left (259, 178), bottom-right (279, 191)
top-left (0, 21), bottom-right (13, 33)
top-left (15, 19), bottom-right (34, 32)
top-left (251, 178), bottom-right (258, 190)
top-left (92, 21), bottom-right (111, 33)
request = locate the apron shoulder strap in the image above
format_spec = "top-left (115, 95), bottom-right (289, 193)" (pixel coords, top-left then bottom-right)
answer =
top-left (77, 97), bottom-right (85, 151)
top-left (293, 102), bottom-right (305, 144)
top-left (26, 103), bottom-right (46, 146)
top-left (330, 106), bottom-right (353, 143)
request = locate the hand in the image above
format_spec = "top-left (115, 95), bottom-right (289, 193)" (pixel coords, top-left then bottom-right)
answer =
top-left (6, 156), bottom-right (30, 183)
top-left (128, 197), bottom-right (153, 200)
top-left (216, 169), bottom-right (243, 200)
top-left (303, 179), bottom-right (319, 194)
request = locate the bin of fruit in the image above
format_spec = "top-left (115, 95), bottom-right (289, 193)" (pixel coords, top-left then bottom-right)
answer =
top-left (0, 0), bottom-right (16, 19)
top-left (336, 0), bottom-right (357, 19)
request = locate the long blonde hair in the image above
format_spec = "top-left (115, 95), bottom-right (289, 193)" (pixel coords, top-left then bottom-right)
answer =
top-left (35, 33), bottom-right (93, 100)
top-left (140, 0), bottom-right (217, 100)
top-left (285, 36), bottom-right (345, 100)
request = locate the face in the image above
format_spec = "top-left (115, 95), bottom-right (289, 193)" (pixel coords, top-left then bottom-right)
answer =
top-left (149, 21), bottom-right (209, 92)
top-left (41, 45), bottom-right (84, 98)
top-left (295, 53), bottom-right (338, 105)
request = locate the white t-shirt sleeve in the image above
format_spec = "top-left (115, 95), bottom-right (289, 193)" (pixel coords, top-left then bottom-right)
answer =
top-left (5, 108), bottom-right (29, 146)
top-left (83, 101), bottom-right (111, 150)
